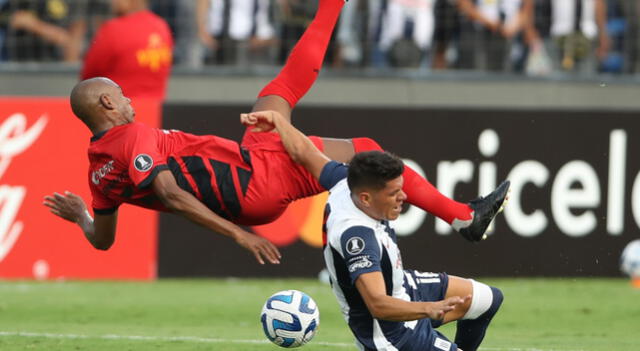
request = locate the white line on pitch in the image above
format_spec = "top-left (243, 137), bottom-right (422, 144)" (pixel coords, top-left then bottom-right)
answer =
top-left (0, 331), bottom-right (586, 351)
top-left (0, 331), bottom-right (353, 348)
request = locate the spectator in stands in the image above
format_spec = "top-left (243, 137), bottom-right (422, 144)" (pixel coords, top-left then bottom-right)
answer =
top-left (335, 0), bottom-right (364, 67)
top-left (455, 0), bottom-right (532, 71)
top-left (173, 0), bottom-right (202, 68)
top-left (596, 0), bottom-right (625, 74)
top-left (520, 0), bottom-right (552, 76)
top-left (80, 0), bottom-right (173, 101)
top-left (85, 0), bottom-right (110, 39)
top-left (376, 0), bottom-right (437, 68)
top-left (151, 0), bottom-right (203, 69)
top-left (3, 0), bottom-right (87, 62)
top-left (0, 0), bottom-right (6, 60)
top-left (547, 0), bottom-right (610, 74)
top-left (432, 0), bottom-right (460, 70)
top-left (276, 0), bottom-right (320, 65)
top-left (335, 0), bottom-right (385, 68)
top-left (620, 0), bottom-right (640, 73)
top-left (196, 0), bottom-right (276, 66)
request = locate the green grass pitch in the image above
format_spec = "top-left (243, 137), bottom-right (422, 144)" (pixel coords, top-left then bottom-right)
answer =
top-left (0, 278), bottom-right (638, 350)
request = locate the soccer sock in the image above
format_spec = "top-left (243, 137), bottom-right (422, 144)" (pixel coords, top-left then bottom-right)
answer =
top-left (351, 138), bottom-right (473, 224)
top-left (454, 286), bottom-right (504, 351)
top-left (258, 0), bottom-right (344, 108)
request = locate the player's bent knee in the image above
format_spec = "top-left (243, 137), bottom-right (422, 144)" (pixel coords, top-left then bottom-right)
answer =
top-left (462, 281), bottom-right (503, 320)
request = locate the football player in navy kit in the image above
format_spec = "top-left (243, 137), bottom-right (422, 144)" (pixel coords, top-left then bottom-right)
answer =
top-left (241, 110), bottom-right (508, 351)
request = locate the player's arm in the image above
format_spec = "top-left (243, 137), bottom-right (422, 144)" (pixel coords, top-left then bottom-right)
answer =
top-left (355, 272), bottom-right (468, 322)
top-left (241, 110), bottom-right (330, 180)
top-left (151, 170), bottom-right (281, 265)
top-left (43, 192), bottom-right (117, 250)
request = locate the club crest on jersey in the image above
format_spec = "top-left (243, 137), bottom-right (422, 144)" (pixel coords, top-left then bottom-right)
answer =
top-left (134, 154), bottom-right (153, 172)
top-left (346, 237), bottom-right (365, 255)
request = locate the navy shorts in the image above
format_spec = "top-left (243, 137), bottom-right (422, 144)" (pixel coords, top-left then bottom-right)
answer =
top-left (398, 270), bottom-right (458, 351)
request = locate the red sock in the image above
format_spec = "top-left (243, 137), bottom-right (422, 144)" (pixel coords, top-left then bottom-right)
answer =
top-left (351, 138), bottom-right (473, 224)
top-left (258, 0), bottom-right (344, 107)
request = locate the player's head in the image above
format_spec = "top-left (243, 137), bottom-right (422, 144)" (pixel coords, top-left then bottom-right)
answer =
top-left (70, 77), bottom-right (135, 132)
top-left (348, 151), bottom-right (406, 221)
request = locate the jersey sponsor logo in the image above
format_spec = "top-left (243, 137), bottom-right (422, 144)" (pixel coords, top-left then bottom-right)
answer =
top-left (134, 154), bottom-right (153, 172)
top-left (346, 236), bottom-right (365, 255)
top-left (348, 255), bottom-right (373, 273)
top-left (91, 160), bottom-right (115, 185)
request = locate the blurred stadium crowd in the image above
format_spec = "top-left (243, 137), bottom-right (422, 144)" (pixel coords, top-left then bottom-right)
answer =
top-left (1, 0), bottom-right (639, 77)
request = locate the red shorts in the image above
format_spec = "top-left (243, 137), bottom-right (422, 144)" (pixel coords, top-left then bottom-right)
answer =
top-left (235, 129), bottom-right (325, 225)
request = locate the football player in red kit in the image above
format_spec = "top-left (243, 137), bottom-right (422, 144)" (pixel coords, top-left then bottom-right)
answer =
top-left (44, 0), bottom-right (509, 265)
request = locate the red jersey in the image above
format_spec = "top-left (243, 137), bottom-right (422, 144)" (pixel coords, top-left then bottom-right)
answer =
top-left (81, 10), bottom-right (173, 100)
top-left (88, 123), bottom-right (252, 221)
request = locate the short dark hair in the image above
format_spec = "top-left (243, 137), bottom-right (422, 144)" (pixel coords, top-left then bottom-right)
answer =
top-left (347, 151), bottom-right (404, 191)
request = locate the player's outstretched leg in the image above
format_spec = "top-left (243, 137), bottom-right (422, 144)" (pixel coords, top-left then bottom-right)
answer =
top-left (347, 138), bottom-right (509, 241)
top-left (453, 284), bottom-right (503, 351)
top-left (252, 0), bottom-right (346, 119)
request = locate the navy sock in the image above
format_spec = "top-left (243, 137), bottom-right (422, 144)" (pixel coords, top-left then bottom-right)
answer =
top-left (454, 287), bottom-right (504, 351)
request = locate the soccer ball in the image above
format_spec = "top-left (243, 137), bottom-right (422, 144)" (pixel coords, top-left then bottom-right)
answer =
top-left (620, 239), bottom-right (640, 277)
top-left (260, 290), bottom-right (320, 348)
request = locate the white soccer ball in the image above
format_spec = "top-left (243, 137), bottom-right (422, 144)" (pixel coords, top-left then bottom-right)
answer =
top-left (260, 290), bottom-right (320, 348)
top-left (620, 239), bottom-right (640, 277)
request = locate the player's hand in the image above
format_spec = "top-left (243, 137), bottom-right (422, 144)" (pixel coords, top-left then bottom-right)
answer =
top-left (235, 230), bottom-right (282, 265)
top-left (240, 111), bottom-right (279, 132)
top-left (43, 191), bottom-right (87, 223)
top-left (426, 295), bottom-right (471, 320)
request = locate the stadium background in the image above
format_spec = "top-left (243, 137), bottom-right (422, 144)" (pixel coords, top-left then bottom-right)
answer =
top-left (2, 72), bottom-right (639, 280)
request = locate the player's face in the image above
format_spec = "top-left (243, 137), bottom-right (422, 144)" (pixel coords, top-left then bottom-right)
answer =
top-left (116, 88), bottom-right (135, 122)
top-left (368, 176), bottom-right (406, 221)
